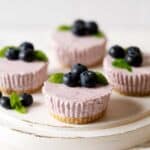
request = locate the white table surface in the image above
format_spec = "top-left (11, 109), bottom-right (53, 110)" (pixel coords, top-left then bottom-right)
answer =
top-left (0, 26), bottom-right (149, 150)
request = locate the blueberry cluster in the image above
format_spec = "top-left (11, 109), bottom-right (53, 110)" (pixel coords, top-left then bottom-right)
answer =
top-left (6, 42), bottom-right (35, 62)
top-left (109, 45), bottom-right (143, 67)
top-left (63, 64), bottom-right (98, 87)
top-left (0, 91), bottom-right (33, 109)
top-left (72, 19), bottom-right (99, 36)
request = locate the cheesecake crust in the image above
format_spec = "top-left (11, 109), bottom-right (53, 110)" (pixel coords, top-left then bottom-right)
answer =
top-left (0, 84), bottom-right (43, 95)
top-left (51, 110), bottom-right (106, 124)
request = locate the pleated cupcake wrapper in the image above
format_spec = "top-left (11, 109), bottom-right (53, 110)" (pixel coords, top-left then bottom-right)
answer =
top-left (45, 93), bottom-right (111, 119)
top-left (0, 64), bottom-right (48, 92)
top-left (52, 39), bottom-right (107, 67)
top-left (105, 69), bottom-right (150, 96)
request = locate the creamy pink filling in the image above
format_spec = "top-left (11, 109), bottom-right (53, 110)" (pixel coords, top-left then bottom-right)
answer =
top-left (51, 31), bottom-right (107, 66)
top-left (43, 82), bottom-right (112, 118)
top-left (0, 58), bottom-right (48, 91)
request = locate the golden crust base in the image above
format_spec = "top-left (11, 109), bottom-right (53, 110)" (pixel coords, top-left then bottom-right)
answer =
top-left (0, 85), bottom-right (43, 95)
top-left (51, 110), bottom-right (106, 124)
top-left (114, 88), bottom-right (150, 97)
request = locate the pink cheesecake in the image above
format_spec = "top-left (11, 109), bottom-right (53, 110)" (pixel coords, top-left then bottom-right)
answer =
top-left (103, 54), bottom-right (150, 96)
top-left (43, 81), bottom-right (112, 124)
top-left (0, 58), bottom-right (48, 94)
top-left (51, 31), bottom-right (107, 67)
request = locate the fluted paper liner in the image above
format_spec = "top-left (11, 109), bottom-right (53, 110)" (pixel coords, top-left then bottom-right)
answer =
top-left (0, 64), bottom-right (48, 94)
top-left (51, 37), bottom-right (107, 67)
top-left (105, 70), bottom-right (150, 96)
top-left (44, 92), bottom-right (111, 124)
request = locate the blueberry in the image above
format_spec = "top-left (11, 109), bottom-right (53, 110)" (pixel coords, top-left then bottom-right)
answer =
top-left (19, 49), bottom-right (34, 62)
top-left (109, 45), bottom-right (125, 58)
top-left (19, 42), bottom-right (34, 51)
top-left (71, 64), bottom-right (87, 77)
top-left (63, 72), bottom-right (79, 87)
top-left (0, 96), bottom-right (11, 109)
top-left (80, 71), bottom-right (97, 87)
top-left (126, 46), bottom-right (141, 56)
top-left (74, 19), bottom-right (85, 27)
top-left (86, 21), bottom-right (98, 34)
top-left (72, 19), bottom-right (87, 36)
top-left (125, 47), bottom-right (143, 67)
top-left (5, 47), bottom-right (19, 60)
top-left (20, 93), bottom-right (33, 107)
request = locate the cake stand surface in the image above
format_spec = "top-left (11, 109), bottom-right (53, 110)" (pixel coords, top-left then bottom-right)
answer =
top-left (0, 28), bottom-right (149, 150)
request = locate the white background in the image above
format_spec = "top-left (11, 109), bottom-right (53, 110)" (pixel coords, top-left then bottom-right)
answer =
top-left (0, 0), bottom-right (150, 30)
top-left (0, 0), bottom-right (149, 48)
top-left (0, 0), bottom-right (149, 56)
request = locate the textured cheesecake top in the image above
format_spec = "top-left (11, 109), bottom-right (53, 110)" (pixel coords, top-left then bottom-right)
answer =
top-left (104, 53), bottom-right (150, 74)
top-left (51, 31), bottom-right (106, 50)
top-left (43, 81), bottom-right (112, 102)
top-left (0, 58), bottom-right (47, 74)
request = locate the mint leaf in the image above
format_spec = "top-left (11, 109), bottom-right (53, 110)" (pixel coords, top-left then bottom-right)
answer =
top-left (94, 31), bottom-right (105, 38)
top-left (34, 50), bottom-right (48, 62)
top-left (10, 92), bottom-right (20, 108)
top-left (48, 73), bottom-right (64, 83)
top-left (0, 46), bottom-right (16, 57)
top-left (112, 59), bottom-right (132, 72)
top-left (15, 105), bottom-right (27, 114)
top-left (10, 92), bottom-right (27, 114)
top-left (95, 72), bottom-right (108, 85)
top-left (58, 25), bottom-right (72, 31)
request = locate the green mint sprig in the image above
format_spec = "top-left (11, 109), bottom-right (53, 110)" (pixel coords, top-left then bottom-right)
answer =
top-left (10, 92), bottom-right (27, 114)
top-left (112, 59), bottom-right (132, 72)
top-left (48, 73), bottom-right (64, 83)
top-left (0, 46), bottom-right (16, 57)
top-left (48, 72), bottom-right (108, 86)
top-left (95, 72), bottom-right (108, 85)
top-left (58, 25), bottom-right (72, 31)
top-left (57, 24), bottom-right (105, 38)
top-left (94, 31), bottom-right (105, 38)
top-left (34, 50), bottom-right (48, 62)
top-left (0, 45), bottom-right (48, 62)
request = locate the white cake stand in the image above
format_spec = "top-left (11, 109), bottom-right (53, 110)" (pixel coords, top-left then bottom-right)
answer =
top-left (0, 28), bottom-right (149, 150)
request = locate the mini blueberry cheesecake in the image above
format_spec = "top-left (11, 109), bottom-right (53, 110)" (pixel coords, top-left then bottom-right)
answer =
top-left (0, 42), bottom-right (48, 94)
top-left (103, 45), bottom-right (150, 96)
top-left (43, 64), bottom-right (112, 124)
top-left (51, 19), bottom-right (107, 67)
